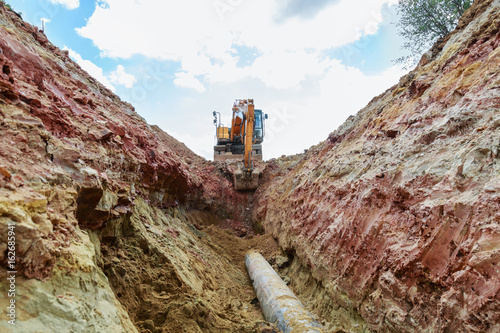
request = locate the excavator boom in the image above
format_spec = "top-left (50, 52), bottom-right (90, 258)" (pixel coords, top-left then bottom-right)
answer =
top-left (243, 102), bottom-right (254, 170)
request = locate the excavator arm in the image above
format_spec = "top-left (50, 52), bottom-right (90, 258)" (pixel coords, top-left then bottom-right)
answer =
top-left (243, 101), bottom-right (254, 171)
top-left (232, 99), bottom-right (259, 190)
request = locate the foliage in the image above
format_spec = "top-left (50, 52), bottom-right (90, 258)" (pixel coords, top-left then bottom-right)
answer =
top-left (1, 1), bottom-right (23, 19)
top-left (395, 0), bottom-right (473, 68)
top-left (1, 1), bottom-right (14, 13)
top-left (1, 2), bottom-right (10, 10)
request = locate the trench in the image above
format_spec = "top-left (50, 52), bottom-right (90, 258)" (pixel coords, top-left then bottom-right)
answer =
top-left (86, 185), bottom-right (361, 333)
top-left (87, 193), bottom-right (278, 333)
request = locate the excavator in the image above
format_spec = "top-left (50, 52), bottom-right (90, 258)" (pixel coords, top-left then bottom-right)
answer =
top-left (213, 99), bottom-right (268, 190)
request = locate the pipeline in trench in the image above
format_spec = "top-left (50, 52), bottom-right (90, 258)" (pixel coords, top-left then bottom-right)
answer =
top-left (91, 195), bottom-right (362, 332)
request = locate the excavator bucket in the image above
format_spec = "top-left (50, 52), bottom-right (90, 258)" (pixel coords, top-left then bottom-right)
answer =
top-left (233, 168), bottom-right (260, 190)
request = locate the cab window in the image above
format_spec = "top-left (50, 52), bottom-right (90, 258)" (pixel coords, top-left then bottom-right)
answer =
top-left (254, 112), bottom-right (263, 138)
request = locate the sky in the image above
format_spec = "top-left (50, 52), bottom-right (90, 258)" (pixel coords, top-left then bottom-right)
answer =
top-left (10, 0), bottom-right (409, 160)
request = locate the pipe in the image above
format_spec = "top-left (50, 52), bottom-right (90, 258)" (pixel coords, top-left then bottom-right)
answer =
top-left (245, 252), bottom-right (324, 333)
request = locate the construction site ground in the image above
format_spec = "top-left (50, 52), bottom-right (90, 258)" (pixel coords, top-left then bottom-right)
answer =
top-left (98, 200), bottom-right (288, 333)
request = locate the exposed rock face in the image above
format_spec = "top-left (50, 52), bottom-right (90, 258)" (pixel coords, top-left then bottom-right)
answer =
top-left (255, 0), bottom-right (500, 332)
top-left (0, 0), bottom-right (243, 279)
top-left (0, 3), bottom-right (257, 332)
top-left (2, 230), bottom-right (139, 333)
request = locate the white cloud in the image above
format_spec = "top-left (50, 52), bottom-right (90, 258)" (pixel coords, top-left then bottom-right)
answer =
top-left (109, 65), bottom-right (136, 88)
top-left (48, 0), bottom-right (79, 10)
top-left (249, 50), bottom-right (328, 90)
top-left (250, 62), bottom-right (406, 159)
top-left (165, 130), bottom-right (213, 160)
top-left (75, 0), bottom-right (407, 159)
top-left (76, 0), bottom-right (399, 90)
top-left (173, 72), bottom-right (206, 93)
top-left (64, 47), bottom-right (116, 92)
top-left (148, 61), bottom-right (405, 161)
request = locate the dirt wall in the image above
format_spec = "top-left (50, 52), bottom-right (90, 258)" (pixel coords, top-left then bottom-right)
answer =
top-left (254, 1), bottom-right (500, 331)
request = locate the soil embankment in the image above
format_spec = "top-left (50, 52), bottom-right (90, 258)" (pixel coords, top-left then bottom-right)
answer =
top-left (0, 4), bottom-right (281, 332)
top-left (254, 0), bottom-right (500, 331)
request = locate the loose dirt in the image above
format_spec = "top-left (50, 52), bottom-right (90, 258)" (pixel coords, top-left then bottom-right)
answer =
top-left (99, 203), bottom-right (282, 333)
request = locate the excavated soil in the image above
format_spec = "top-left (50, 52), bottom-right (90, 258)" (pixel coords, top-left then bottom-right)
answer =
top-left (98, 201), bottom-right (283, 333)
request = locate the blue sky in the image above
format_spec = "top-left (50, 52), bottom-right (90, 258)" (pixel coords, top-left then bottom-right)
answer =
top-left (9, 0), bottom-right (408, 159)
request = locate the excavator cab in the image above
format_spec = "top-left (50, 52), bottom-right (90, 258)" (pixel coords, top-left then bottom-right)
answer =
top-left (253, 109), bottom-right (267, 144)
top-left (213, 100), bottom-right (268, 190)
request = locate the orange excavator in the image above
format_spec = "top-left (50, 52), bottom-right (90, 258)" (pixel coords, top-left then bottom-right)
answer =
top-left (213, 99), bottom-right (267, 190)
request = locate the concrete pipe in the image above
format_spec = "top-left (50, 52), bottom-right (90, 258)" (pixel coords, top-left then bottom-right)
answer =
top-left (245, 252), bottom-right (324, 333)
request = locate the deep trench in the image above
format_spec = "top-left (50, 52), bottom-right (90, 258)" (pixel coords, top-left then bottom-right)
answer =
top-left (87, 186), bottom-right (360, 333)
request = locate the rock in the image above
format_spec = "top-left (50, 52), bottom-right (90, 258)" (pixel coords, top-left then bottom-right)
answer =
top-left (0, 230), bottom-right (138, 333)
top-left (420, 51), bottom-right (435, 67)
top-left (0, 165), bottom-right (11, 179)
top-left (33, 31), bottom-right (49, 46)
top-left (88, 128), bottom-right (114, 141)
top-left (274, 255), bottom-right (290, 268)
top-left (253, 1), bottom-right (500, 332)
top-left (230, 299), bottom-right (242, 310)
top-left (385, 129), bottom-right (399, 138)
top-left (73, 92), bottom-right (89, 105)
top-left (142, 319), bottom-right (155, 331)
top-left (0, 4), bottom-right (254, 333)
